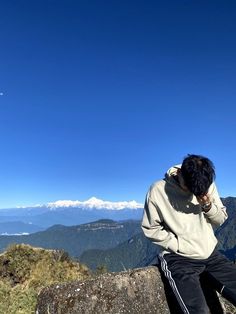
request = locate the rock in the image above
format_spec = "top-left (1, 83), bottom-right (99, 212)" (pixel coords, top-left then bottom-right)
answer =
top-left (36, 266), bottom-right (235, 314)
top-left (36, 266), bottom-right (170, 314)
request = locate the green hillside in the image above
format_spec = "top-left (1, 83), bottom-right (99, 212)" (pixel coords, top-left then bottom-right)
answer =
top-left (0, 219), bottom-right (141, 257)
top-left (0, 244), bottom-right (90, 314)
top-left (79, 232), bottom-right (157, 272)
top-left (216, 197), bottom-right (236, 252)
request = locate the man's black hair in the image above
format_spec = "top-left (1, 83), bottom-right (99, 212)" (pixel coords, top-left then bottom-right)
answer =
top-left (181, 154), bottom-right (215, 196)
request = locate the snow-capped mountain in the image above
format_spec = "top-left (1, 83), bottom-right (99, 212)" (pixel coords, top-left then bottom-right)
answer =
top-left (0, 197), bottom-right (144, 233)
top-left (46, 197), bottom-right (143, 210)
top-left (15, 197), bottom-right (143, 211)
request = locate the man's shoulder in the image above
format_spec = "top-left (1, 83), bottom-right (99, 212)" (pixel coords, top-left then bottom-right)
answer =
top-left (208, 182), bottom-right (217, 194)
top-left (149, 179), bottom-right (165, 194)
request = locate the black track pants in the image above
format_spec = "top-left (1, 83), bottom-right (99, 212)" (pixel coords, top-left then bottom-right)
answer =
top-left (159, 249), bottom-right (236, 314)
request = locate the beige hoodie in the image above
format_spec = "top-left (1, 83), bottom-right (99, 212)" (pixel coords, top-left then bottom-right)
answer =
top-left (141, 165), bottom-right (228, 259)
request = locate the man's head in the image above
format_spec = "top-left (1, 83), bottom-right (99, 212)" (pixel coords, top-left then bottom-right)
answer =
top-left (180, 154), bottom-right (215, 196)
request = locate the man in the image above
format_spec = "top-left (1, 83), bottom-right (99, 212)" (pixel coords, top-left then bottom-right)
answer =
top-left (142, 154), bottom-right (236, 314)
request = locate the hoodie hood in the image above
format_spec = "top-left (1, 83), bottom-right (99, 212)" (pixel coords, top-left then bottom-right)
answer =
top-left (164, 164), bottom-right (192, 196)
top-left (165, 164), bottom-right (181, 185)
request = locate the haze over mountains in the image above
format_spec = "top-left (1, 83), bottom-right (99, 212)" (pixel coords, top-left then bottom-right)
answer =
top-left (0, 197), bottom-right (144, 234)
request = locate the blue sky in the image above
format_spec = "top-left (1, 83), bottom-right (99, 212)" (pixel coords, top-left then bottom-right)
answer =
top-left (0, 0), bottom-right (236, 207)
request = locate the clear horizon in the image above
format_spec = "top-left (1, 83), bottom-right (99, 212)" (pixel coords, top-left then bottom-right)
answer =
top-left (1, 1), bottom-right (236, 207)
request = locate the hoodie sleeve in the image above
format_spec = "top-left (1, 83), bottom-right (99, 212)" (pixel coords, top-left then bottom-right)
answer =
top-left (203, 183), bottom-right (228, 227)
top-left (141, 191), bottom-right (178, 252)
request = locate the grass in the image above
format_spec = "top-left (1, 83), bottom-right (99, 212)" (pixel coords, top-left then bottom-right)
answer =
top-left (0, 243), bottom-right (91, 313)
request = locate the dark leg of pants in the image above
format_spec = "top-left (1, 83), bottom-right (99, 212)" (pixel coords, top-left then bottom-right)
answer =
top-left (159, 253), bottom-right (209, 314)
top-left (205, 250), bottom-right (236, 307)
top-left (200, 272), bottom-right (224, 314)
top-left (159, 262), bottom-right (224, 314)
top-left (158, 264), bottom-right (183, 314)
top-left (159, 250), bottom-right (236, 314)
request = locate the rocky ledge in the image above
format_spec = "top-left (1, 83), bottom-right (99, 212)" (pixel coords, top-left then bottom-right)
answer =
top-left (36, 266), bottom-right (234, 314)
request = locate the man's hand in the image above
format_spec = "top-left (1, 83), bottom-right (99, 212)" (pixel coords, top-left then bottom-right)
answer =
top-left (196, 194), bottom-right (212, 212)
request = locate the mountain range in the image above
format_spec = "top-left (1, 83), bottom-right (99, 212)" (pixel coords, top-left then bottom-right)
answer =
top-left (0, 196), bottom-right (234, 273)
top-left (0, 197), bottom-right (143, 234)
top-left (0, 219), bottom-right (142, 257)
